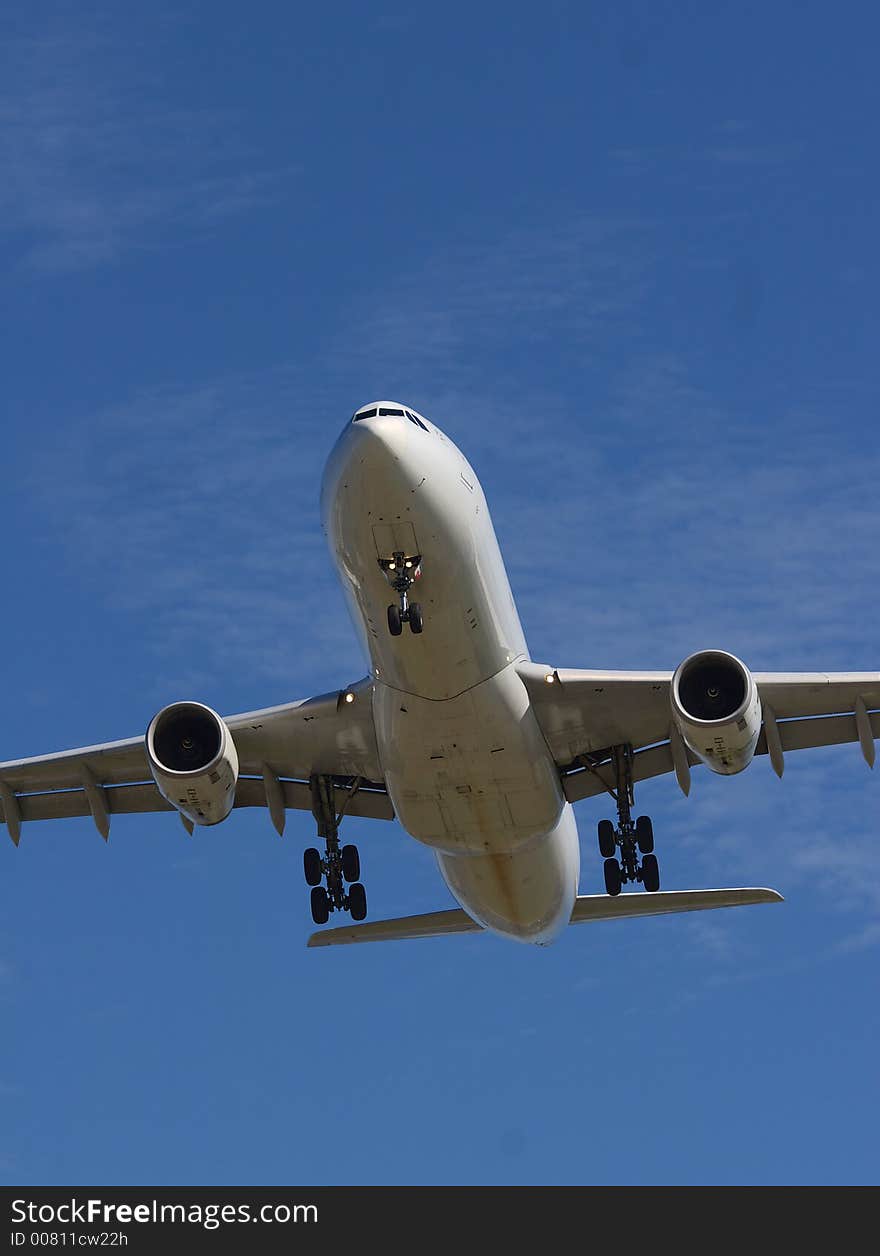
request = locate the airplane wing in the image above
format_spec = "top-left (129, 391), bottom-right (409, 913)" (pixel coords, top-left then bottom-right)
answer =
top-left (307, 888), bottom-right (784, 946)
top-left (517, 662), bottom-right (880, 801)
top-left (0, 677), bottom-right (392, 844)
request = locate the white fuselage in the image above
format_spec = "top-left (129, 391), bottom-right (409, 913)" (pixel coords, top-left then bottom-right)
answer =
top-left (321, 404), bottom-right (579, 943)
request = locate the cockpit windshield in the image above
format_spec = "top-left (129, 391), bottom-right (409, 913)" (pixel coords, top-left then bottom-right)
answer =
top-left (351, 402), bottom-right (431, 430)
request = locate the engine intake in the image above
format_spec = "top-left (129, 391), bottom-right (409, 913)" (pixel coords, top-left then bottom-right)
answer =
top-left (146, 701), bottom-right (239, 826)
top-left (671, 650), bottom-right (761, 775)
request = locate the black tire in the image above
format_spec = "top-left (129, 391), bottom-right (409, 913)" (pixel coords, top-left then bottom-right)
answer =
top-left (348, 882), bottom-right (367, 921)
top-left (641, 853), bottom-right (660, 893)
top-left (387, 604), bottom-right (402, 636)
top-left (310, 886), bottom-right (330, 924)
top-left (303, 847), bottom-right (323, 887)
top-left (598, 819), bottom-right (616, 859)
top-left (409, 603), bottom-right (423, 634)
top-left (635, 815), bottom-right (654, 854)
top-left (603, 858), bottom-right (622, 897)
top-left (341, 844), bottom-right (360, 883)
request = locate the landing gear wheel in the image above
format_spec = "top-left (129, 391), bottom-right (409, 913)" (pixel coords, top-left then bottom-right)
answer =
top-left (387, 604), bottom-right (402, 636)
top-left (341, 844), bottom-right (360, 883)
top-left (308, 775), bottom-right (371, 927)
top-left (593, 746), bottom-right (663, 892)
top-left (603, 858), bottom-right (622, 897)
top-left (303, 847), bottom-right (323, 887)
top-left (348, 882), bottom-right (367, 921)
top-left (641, 853), bottom-right (660, 893)
top-left (635, 816), bottom-right (654, 854)
top-left (310, 885), bottom-right (330, 924)
top-left (408, 603), bottom-right (423, 634)
top-left (597, 819), bottom-right (616, 859)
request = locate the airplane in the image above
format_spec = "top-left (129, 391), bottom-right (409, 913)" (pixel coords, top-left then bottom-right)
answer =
top-left (1, 401), bottom-right (877, 947)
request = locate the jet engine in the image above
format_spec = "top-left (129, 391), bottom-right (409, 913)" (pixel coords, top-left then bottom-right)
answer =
top-left (670, 650), bottom-right (761, 775)
top-left (146, 701), bottom-right (239, 825)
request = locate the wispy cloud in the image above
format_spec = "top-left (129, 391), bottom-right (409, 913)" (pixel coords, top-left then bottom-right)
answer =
top-left (332, 214), bottom-right (653, 390)
top-left (667, 750), bottom-right (880, 957)
top-left (31, 372), bottom-right (364, 699)
top-left (30, 212), bottom-right (656, 695)
top-left (612, 118), bottom-right (803, 177)
top-left (834, 921), bottom-right (880, 953)
top-left (33, 205), bottom-right (879, 677)
top-left (0, 18), bottom-right (293, 271)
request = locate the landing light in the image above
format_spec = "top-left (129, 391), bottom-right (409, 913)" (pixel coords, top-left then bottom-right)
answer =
top-left (344, 692), bottom-right (355, 704)
top-left (545, 674), bottom-right (556, 684)
top-left (405, 561), bottom-right (413, 568)
top-left (389, 563), bottom-right (396, 570)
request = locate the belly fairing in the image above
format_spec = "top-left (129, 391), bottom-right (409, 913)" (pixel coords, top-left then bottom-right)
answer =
top-left (372, 664), bottom-right (565, 856)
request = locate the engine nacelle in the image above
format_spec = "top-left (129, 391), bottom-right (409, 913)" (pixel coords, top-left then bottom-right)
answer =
top-left (146, 701), bottom-right (239, 826)
top-left (670, 650), bottom-right (761, 775)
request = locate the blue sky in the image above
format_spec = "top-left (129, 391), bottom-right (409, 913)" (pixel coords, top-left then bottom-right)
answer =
top-left (1, 0), bottom-right (878, 1186)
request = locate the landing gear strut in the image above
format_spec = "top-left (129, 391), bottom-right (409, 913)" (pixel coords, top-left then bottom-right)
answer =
top-left (303, 775), bottom-right (368, 924)
top-left (591, 745), bottom-right (660, 896)
top-left (381, 551), bottom-right (423, 635)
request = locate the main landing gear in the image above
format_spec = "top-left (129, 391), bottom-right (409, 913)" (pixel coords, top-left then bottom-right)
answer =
top-left (593, 745), bottom-right (660, 896)
top-left (303, 775), bottom-right (368, 925)
top-left (380, 551), bottom-right (423, 636)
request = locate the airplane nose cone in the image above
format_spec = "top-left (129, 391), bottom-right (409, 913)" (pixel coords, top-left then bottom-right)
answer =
top-left (341, 414), bottom-right (423, 487)
top-left (320, 413), bottom-right (426, 531)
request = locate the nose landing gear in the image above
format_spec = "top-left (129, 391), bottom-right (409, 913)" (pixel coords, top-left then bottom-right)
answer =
top-left (381, 551), bottom-right (423, 635)
top-left (304, 775), bottom-right (368, 925)
top-left (591, 745), bottom-right (660, 895)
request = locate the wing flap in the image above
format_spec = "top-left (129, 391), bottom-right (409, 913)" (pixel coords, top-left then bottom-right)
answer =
top-left (16, 782), bottom-right (171, 823)
top-left (562, 710), bottom-right (880, 803)
top-left (754, 673), bottom-right (880, 720)
top-left (3, 776), bottom-right (394, 830)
